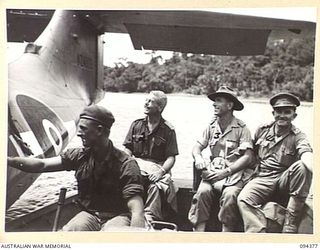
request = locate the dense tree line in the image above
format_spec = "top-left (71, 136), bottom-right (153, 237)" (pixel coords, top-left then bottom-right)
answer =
top-left (103, 37), bottom-right (315, 101)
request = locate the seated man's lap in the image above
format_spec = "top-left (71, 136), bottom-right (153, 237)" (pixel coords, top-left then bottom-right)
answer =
top-left (62, 211), bottom-right (101, 231)
top-left (238, 176), bottom-right (278, 206)
top-left (101, 213), bottom-right (132, 231)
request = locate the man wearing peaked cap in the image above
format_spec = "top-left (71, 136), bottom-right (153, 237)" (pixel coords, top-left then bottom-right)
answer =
top-left (238, 92), bottom-right (313, 233)
top-left (270, 92), bottom-right (300, 108)
top-left (188, 85), bottom-right (254, 232)
top-left (8, 105), bottom-right (145, 231)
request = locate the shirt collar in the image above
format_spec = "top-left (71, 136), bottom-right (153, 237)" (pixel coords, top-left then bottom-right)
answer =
top-left (85, 140), bottom-right (114, 162)
top-left (211, 116), bottom-right (239, 128)
top-left (210, 116), bottom-right (240, 138)
top-left (270, 122), bottom-right (297, 135)
top-left (143, 116), bottom-right (165, 133)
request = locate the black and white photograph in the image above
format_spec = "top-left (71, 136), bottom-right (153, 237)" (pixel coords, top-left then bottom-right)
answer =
top-left (3, 5), bottom-right (318, 245)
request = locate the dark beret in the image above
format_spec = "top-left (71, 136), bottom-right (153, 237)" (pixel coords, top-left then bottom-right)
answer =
top-left (79, 105), bottom-right (115, 129)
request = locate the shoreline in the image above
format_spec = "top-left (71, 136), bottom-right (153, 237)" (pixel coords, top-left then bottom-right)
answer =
top-left (104, 91), bottom-right (314, 107)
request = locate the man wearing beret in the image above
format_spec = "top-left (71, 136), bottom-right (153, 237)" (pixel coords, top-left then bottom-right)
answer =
top-left (188, 86), bottom-right (254, 232)
top-left (123, 90), bottom-right (179, 224)
top-left (7, 105), bottom-right (145, 231)
top-left (237, 92), bottom-right (313, 233)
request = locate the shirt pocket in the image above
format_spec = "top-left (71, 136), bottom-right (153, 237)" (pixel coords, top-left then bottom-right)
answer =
top-left (209, 137), bottom-right (220, 147)
top-left (255, 138), bottom-right (270, 157)
top-left (132, 134), bottom-right (145, 155)
top-left (225, 140), bottom-right (239, 155)
top-left (255, 137), bottom-right (269, 147)
top-left (279, 146), bottom-right (296, 167)
top-left (150, 135), bottom-right (167, 160)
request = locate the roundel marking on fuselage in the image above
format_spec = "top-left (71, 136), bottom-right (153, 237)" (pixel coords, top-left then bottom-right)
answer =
top-left (16, 95), bottom-right (69, 157)
top-left (42, 119), bottom-right (63, 156)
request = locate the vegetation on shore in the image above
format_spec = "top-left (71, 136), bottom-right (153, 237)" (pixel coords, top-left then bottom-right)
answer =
top-left (103, 37), bottom-right (314, 101)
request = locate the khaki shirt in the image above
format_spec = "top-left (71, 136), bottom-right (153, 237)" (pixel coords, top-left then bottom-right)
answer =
top-left (61, 141), bottom-right (144, 213)
top-left (254, 122), bottom-right (312, 176)
top-left (123, 117), bottom-right (179, 164)
top-left (198, 116), bottom-right (253, 186)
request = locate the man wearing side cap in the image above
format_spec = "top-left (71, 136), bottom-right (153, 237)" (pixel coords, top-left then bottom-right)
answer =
top-left (188, 86), bottom-right (254, 232)
top-left (7, 105), bottom-right (145, 231)
top-left (237, 92), bottom-right (313, 233)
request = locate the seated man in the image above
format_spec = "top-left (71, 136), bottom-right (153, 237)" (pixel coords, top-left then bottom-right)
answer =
top-left (123, 90), bottom-right (179, 224)
top-left (8, 105), bottom-right (145, 231)
top-left (188, 86), bottom-right (254, 232)
top-left (237, 92), bottom-right (313, 233)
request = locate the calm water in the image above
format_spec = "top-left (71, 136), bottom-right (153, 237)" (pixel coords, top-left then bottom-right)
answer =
top-left (6, 93), bottom-right (314, 221)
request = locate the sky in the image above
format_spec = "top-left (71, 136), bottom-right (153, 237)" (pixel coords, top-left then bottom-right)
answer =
top-left (7, 8), bottom-right (317, 66)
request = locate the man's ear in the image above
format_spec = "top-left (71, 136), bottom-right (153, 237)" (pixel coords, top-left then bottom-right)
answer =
top-left (96, 125), bottom-right (104, 135)
top-left (227, 101), bottom-right (234, 110)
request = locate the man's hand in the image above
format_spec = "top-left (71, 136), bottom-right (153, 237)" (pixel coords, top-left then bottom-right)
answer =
top-left (194, 155), bottom-right (206, 170)
top-left (201, 168), bottom-right (229, 183)
top-left (148, 169), bottom-right (165, 182)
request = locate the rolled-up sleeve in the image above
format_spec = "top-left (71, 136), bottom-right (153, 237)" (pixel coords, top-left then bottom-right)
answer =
top-left (296, 132), bottom-right (313, 158)
top-left (197, 125), bottom-right (211, 148)
top-left (120, 158), bottom-right (144, 200)
top-left (60, 148), bottom-right (82, 171)
top-left (123, 122), bottom-right (135, 151)
top-left (165, 129), bottom-right (179, 158)
top-left (239, 126), bottom-right (253, 151)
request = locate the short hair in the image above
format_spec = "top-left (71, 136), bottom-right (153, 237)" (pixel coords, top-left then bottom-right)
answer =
top-left (150, 90), bottom-right (167, 112)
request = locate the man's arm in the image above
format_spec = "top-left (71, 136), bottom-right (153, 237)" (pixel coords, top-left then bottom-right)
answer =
top-left (202, 149), bottom-right (254, 182)
top-left (127, 195), bottom-right (145, 228)
top-left (301, 151), bottom-right (313, 173)
top-left (7, 156), bottom-right (64, 173)
top-left (123, 121), bottom-right (135, 155)
top-left (123, 148), bottom-right (133, 157)
top-left (192, 142), bottom-right (207, 170)
top-left (226, 149), bottom-right (255, 174)
top-left (148, 156), bottom-right (175, 182)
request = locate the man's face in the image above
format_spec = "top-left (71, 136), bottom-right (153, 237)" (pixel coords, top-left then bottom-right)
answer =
top-left (212, 96), bottom-right (233, 117)
top-left (77, 119), bottom-right (101, 147)
top-left (144, 94), bottom-right (161, 115)
top-left (272, 107), bottom-right (297, 127)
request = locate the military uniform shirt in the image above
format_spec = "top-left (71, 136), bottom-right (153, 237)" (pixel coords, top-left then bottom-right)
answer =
top-left (60, 141), bottom-right (144, 213)
top-left (254, 122), bottom-right (312, 175)
top-left (198, 116), bottom-right (253, 186)
top-left (123, 117), bottom-right (179, 163)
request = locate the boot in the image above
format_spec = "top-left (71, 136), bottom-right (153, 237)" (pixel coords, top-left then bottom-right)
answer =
top-left (282, 210), bottom-right (300, 233)
top-left (282, 197), bottom-right (305, 234)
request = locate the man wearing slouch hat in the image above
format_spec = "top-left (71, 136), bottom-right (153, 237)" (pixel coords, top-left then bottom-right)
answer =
top-left (237, 92), bottom-right (313, 233)
top-left (8, 105), bottom-right (145, 231)
top-left (188, 86), bottom-right (254, 232)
